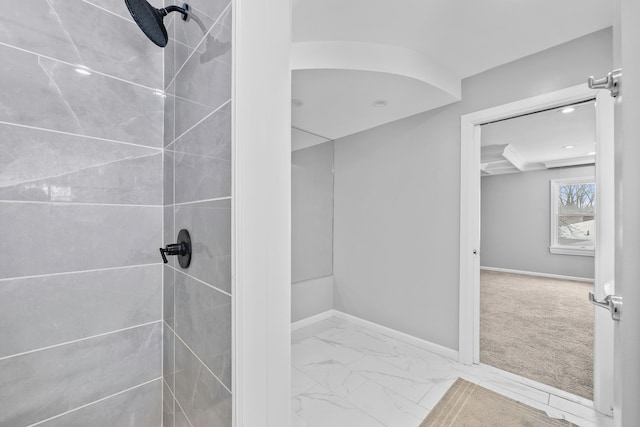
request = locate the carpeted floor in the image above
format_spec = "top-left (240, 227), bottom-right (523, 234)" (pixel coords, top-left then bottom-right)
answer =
top-left (420, 378), bottom-right (577, 426)
top-left (480, 270), bottom-right (593, 399)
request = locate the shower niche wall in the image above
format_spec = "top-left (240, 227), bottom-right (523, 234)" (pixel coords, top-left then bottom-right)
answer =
top-left (0, 0), bottom-right (233, 426)
top-left (161, 0), bottom-right (233, 426)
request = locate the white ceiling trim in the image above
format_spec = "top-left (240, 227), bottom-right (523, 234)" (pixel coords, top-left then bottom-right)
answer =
top-left (292, 41), bottom-right (461, 100)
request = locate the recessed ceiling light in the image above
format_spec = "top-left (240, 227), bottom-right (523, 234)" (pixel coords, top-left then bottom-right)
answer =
top-left (560, 106), bottom-right (576, 114)
top-left (74, 65), bottom-right (92, 76)
top-left (372, 99), bottom-right (388, 107)
top-left (564, 145), bottom-right (575, 149)
top-left (291, 99), bottom-right (304, 108)
top-left (587, 151), bottom-right (596, 155)
top-left (153, 89), bottom-right (167, 98)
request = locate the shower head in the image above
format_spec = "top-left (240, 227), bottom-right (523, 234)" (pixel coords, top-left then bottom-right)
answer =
top-left (124, 0), bottom-right (189, 48)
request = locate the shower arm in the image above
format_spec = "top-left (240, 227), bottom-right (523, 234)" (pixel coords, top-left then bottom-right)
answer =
top-left (160, 4), bottom-right (189, 21)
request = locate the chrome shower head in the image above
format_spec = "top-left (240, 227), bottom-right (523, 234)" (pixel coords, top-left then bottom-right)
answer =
top-left (124, 0), bottom-right (189, 48)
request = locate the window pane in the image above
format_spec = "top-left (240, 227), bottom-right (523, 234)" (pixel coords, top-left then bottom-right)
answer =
top-left (558, 215), bottom-right (595, 247)
top-left (558, 183), bottom-right (595, 215)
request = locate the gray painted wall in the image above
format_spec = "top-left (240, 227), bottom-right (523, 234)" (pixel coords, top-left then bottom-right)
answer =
top-left (0, 2), bottom-right (164, 425)
top-left (163, 2), bottom-right (233, 426)
top-left (481, 166), bottom-right (596, 279)
top-left (333, 28), bottom-right (612, 351)
top-left (291, 142), bottom-right (335, 321)
top-left (292, 141), bottom-right (334, 282)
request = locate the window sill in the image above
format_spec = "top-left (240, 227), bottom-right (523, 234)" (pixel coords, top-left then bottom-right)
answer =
top-left (549, 246), bottom-right (595, 257)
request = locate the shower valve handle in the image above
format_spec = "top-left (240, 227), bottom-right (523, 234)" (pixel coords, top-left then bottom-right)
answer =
top-left (159, 229), bottom-right (192, 268)
top-left (159, 243), bottom-right (187, 263)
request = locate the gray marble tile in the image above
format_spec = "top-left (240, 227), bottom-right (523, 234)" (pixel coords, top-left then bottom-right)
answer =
top-left (163, 380), bottom-right (175, 427)
top-left (41, 379), bottom-right (163, 427)
top-left (177, 0), bottom-right (230, 40)
top-left (0, 322), bottom-right (162, 427)
top-left (164, 323), bottom-right (176, 394)
top-left (0, 203), bottom-right (162, 279)
top-left (0, 44), bottom-right (163, 147)
top-left (174, 199), bottom-right (231, 293)
top-left (175, 271), bottom-right (231, 389)
top-left (173, 6), bottom-right (214, 52)
top-left (173, 153), bottom-right (231, 204)
top-left (164, 207), bottom-right (176, 267)
top-left (83, 0), bottom-right (134, 21)
top-left (165, 87), bottom-right (176, 146)
top-left (0, 265), bottom-right (161, 358)
top-left (170, 8), bottom-right (232, 137)
top-left (174, 402), bottom-right (191, 427)
top-left (173, 41), bottom-right (192, 87)
top-left (0, 0), bottom-right (163, 88)
top-left (175, 102), bottom-right (231, 160)
top-left (0, 124), bottom-right (162, 204)
top-left (165, 15), bottom-right (177, 88)
top-left (164, 266), bottom-right (176, 328)
top-left (174, 338), bottom-right (232, 427)
top-left (164, 149), bottom-right (175, 206)
top-left (171, 102), bottom-right (231, 203)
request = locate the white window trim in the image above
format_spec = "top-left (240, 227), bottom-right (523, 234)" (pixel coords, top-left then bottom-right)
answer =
top-left (550, 176), bottom-right (595, 257)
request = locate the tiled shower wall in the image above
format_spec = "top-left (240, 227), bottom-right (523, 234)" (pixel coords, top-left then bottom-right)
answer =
top-left (161, 1), bottom-right (233, 426)
top-left (0, 1), bottom-right (164, 426)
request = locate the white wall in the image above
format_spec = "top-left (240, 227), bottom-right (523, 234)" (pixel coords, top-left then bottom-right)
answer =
top-left (481, 166), bottom-right (596, 279)
top-left (291, 142), bottom-right (335, 322)
top-left (292, 142), bottom-right (334, 282)
top-left (333, 28), bottom-right (612, 350)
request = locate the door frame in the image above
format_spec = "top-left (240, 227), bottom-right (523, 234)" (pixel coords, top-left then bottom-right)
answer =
top-left (458, 83), bottom-right (614, 411)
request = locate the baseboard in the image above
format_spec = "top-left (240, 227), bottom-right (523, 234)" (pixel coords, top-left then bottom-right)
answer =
top-left (291, 310), bottom-right (334, 331)
top-left (331, 310), bottom-right (459, 361)
top-left (480, 266), bottom-right (593, 283)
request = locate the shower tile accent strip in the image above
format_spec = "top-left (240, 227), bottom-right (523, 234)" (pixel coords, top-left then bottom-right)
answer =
top-left (0, 0), bottom-right (164, 425)
top-left (163, 1), bottom-right (233, 426)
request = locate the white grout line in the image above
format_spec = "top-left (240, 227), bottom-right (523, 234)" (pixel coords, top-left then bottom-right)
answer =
top-left (171, 266), bottom-right (232, 298)
top-left (0, 321), bottom-right (161, 362)
top-left (0, 199), bottom-right (163, 208)
top-left (173, 328), bottom-right (232, 395)
top-left (0, 263), bottom-right (162, 283)
top-left (170, 99), bottom-right (232, 145)
top-left (0, 41), bottom-right (163, 93)
top-left (164, 2), bottom-right (232, 90)
top-left (80, 0), bottom-right (134, 23)
top-left (0, 120), bottom-right (163, 151)
top-left (174, 395), bottom-right (195, 427)
top-left (172, 196), bottom-right (232, 207)
top-left (26, 377), bottom-right (162, 427)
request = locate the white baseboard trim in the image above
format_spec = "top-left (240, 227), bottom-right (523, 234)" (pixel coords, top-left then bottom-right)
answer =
top-left (480, 266), bottom-right (593, 283)
top-left (291, 310), bottom-right (334, 331)
top-left (331, 310), bottom-right (459, 361)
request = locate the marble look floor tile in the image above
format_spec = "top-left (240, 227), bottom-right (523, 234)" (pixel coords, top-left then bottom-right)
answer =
top-left (292, 385), bottom-right (384, 427)
top-left (292, 337), bottom-right (365, 373)
top-left (346, 380), bottom-right (429, 427)
top-left (303, 362), bottom-right (368, 399)
top-left (292, 367), bottom-right (317, 396)
top-left (292, 316), bottom-right (612, 427)
top-left (347, 355), bottom-right (436, 403)
top-left (292, 318), bottom-right (343, 344)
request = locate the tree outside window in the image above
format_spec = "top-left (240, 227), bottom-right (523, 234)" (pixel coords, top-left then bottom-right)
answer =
top-left (550, 177), bottom-right (595, 256)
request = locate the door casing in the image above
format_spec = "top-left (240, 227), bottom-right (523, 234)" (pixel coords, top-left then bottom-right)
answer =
top-left (458, 83), bottom-right (614, 414)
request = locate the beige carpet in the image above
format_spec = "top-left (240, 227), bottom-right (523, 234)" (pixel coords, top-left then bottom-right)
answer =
top-left (420, 378), bottom-right (577, 426)
top-left (480, 270), bottom-right (593, 399)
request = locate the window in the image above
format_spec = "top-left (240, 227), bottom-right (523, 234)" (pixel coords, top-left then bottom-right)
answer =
top-left (550, 177), bottom-right (595, 256)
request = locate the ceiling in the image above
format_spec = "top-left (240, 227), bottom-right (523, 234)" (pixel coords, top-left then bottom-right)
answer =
top-left (481, 100), bottom-right (597, 175)
top-left (291, 0), bottom-right (612, 144)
